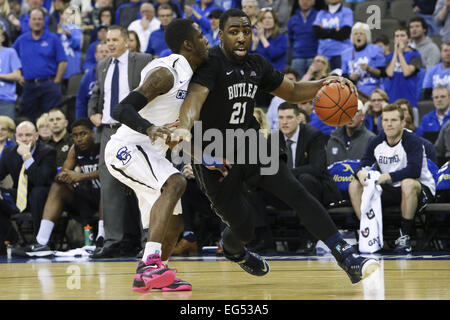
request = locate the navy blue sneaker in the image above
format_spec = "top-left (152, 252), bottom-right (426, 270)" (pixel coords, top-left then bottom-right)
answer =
top-left (333, 242), bottom-right (380, 284)
top-left (221, 240), bottom-right (270, 276)
top-left (394, 234), bottom-right (412, 254)
top-left (12, 242), bottom-right (54, 258)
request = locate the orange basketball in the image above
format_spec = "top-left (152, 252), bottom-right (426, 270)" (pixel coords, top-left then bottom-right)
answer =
top-left (314, 82), bottom-right (358, 127)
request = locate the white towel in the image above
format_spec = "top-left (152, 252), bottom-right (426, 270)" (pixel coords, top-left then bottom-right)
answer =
top-left (359, 171), bottom-right (383, 253)
top-left (54, 245), bottom-right (96, 257)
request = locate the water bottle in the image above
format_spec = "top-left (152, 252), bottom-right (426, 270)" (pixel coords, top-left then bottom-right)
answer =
top-left (84, 224), bottom-right (94, 246)
top-left (4, 241), bottom-right (12, 259)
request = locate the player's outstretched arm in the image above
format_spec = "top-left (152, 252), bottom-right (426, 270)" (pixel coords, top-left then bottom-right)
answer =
top-left (271, 76), bottom-right (356, 104)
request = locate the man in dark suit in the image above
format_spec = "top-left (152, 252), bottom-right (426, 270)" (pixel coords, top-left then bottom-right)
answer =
top-left (88, 25), bottom-right (152, 258)
top-left (277, 102), bottom-right (341, 207)
top-left (0, 121), bottom-right (57, 249)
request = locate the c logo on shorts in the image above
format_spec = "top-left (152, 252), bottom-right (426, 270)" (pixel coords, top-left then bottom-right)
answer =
top-left (361, 227), bottom-right (370, 238)
top-left (116, 146), bottom-right (132, 165)
top-left (366, 209), bottom-right (375, 220)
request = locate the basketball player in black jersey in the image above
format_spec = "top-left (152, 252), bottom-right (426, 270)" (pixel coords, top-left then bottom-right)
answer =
top-left (13, 118), bottom-right (103, 257)
top-left (171, 9), bottom-right (380, 284)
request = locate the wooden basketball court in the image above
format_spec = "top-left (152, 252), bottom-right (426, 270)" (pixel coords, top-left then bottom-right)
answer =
top-left (1, 253), bottom-right (450, 300)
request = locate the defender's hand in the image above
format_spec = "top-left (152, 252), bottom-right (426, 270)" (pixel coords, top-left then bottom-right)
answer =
top-left (146, 125), bottom-right (172, 145)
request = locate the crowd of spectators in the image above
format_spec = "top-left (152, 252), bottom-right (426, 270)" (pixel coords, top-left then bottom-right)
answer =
top-left (0, 0), bottom-right (450, 256)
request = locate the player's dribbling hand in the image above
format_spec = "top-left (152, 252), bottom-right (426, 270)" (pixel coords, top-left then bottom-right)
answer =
top-left (323, 76), bottom-right (357, 94)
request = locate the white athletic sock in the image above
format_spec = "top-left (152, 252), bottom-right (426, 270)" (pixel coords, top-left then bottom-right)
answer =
top-left (96, 220), bottom-right (105, 240)
top-left (142, 241), bottom-right (162, 263)
top-left (36, 220), bottom-right (54, 246)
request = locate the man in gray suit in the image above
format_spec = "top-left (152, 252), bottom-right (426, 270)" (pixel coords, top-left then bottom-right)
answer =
top-left (88, 25), bottom-right (153, 258)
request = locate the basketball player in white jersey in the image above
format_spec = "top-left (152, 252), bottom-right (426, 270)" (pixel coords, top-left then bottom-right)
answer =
top-left (104, 19), bottom-right (209, 293)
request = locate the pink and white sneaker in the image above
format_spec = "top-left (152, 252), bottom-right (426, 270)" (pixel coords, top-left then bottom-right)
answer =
top-left (132, 254), bottom-right (176, 293)
top-left (161, 278), bottom-right (192, 292)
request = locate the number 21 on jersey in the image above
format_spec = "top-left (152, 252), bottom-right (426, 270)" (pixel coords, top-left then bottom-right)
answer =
top-left (229, 102), bottom-right (247, 124)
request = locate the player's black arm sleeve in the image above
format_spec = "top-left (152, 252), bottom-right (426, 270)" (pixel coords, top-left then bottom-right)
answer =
top-left (112, 91), bottom-right (153, 134)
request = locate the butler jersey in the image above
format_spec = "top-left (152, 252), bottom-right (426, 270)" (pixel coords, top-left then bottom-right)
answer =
top-left (357, 129), bottom-right (435, 195)
top-left (192, 46), bottom-right (283, 133)
top-left (74, 143), bottom-right (101, 189)
top-left (190, 46), bottom-right (284, 159)
top-left (111, 54), bottom-right (193, 155)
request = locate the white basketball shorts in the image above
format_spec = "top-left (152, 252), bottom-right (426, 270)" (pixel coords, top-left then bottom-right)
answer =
top-left (104, 137), bottom-right (182, 229)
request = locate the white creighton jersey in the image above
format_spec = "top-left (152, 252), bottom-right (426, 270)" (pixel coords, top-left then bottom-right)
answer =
top-left (358, 129), bottom-right (436, 195)
top-left (111, 54), bottom-right (193, 155)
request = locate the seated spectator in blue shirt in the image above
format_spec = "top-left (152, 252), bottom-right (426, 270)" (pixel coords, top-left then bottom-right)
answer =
top-left (83, 24), bottom-right (108, 73)
top-left (342, 22), bottom-right (385, 97)
top-left (115, 0), bottom-right (144, 28)
top-left (422, 42), bottom-right (450, 100)
top-left (184, 0), bottom-right (222, 35)
top-left (145, 4), bottom-right (173, 58)
top-left (417, 85), bottom-right (450, 144)
top-left (13, 8), bottom-right (67, 122)
top-left (313, 0), bottom-right (353, 71)
top-left (0, 116), bottom-right (15, 158)
top-left (251, 8), bottom-right (288, 72)
top-left (205, 9), bottom-right (222, 47)
top-left (385, 27), bottom-right (423, 127)
top-left (58, 6), bottom-right (83, 80)
top-left (0, 29), bottom-right (22, 120)
top-left (154, 0), bottom-right (184, 19)
top-left (18, 0), bottom-right (57, 34)
top-left (288, 0), bottom-right (318, 78)
top-left (76, 42), bottom-right (109, 119)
